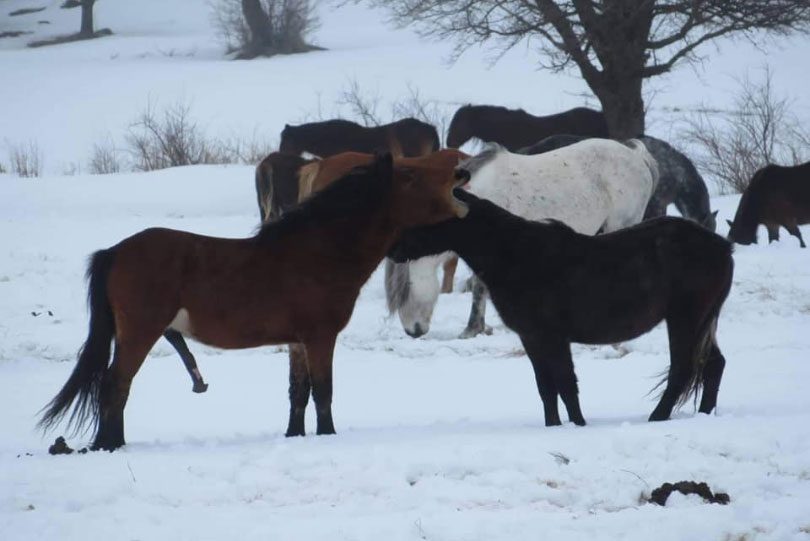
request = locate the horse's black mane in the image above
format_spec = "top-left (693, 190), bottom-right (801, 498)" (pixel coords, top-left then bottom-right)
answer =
top-left (255, 162), bottom-right (389, 243)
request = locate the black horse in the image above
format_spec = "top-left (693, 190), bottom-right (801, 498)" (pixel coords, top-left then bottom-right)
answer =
top-left (445, 105), bottom-right (608, 151)
top-left (727, 161), bottom-right (810, 247)
top-left (279, 118), bottom-right (440, 158)
top-left (520, 134), bottom-right (717, 231)
top-left (390, 189), bottom-right (733, 426)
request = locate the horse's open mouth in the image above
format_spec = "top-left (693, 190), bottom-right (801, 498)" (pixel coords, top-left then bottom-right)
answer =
top-left (450, 169), bottom-right (470, 218)
top-left (450, 187), bottom-right (469, 218)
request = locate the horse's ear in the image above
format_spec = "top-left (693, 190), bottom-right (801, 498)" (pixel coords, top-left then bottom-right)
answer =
top-left (712, 210), bottom-right (719, 218)
top-left (726, 219), bottom-right (733, 227)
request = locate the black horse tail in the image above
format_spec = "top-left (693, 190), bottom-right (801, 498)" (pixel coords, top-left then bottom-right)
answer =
top-left (38, 248), bottom-right (117, 435)
top-left (676, 245), bottom-right (735, 407)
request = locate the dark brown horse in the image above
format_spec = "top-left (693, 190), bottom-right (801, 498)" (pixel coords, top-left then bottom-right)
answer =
top-left (391, 189), bottom-right (734, 426)
top-left (254, 152), bottom-right (316, 222)
top-left (727, 161), bottom-right (810, 247)
top-left (445, 105), bottom-right (608, 151)
top-left (39, 154), bottom-right (469, 451)
top-left (279, 118), bottom-right (440, 158)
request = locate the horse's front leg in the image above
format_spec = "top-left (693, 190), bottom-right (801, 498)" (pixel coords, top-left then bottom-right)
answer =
top-left (285, 343), bottom-right (311, 437)
top-left (459, 275), bottom-right (493, 338)
top-left (520, 336), bottom-right (561, 426)
top-left (537, 336), bottom-right (585, 426)
top-left (304, 334), bottom-right (338, 435)
top-left (441, 256), bottom-right (458, 293)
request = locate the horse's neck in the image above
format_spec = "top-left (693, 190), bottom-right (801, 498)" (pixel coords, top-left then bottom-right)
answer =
top-left (318, 211), bottom-right (400, 278)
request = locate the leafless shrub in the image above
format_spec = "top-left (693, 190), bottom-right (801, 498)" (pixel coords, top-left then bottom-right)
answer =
top-left (217, 133), bottom-right (276, 164)
top-left (210, 0), bottom-right (321, 58)
top-left (684, 67), bottom-right (810, 194)
top-left (62, 162), bottom-right (82, 176)
top-left (334, 80), bottom-right (451, 140)
top-left (391, 84), bottom-right (452, 144)
top-left (126, 100), bottom-right (228, 171)
top-left (0, 162), bottom-right (7, 174)
top-left (336, 79), bottom-right (382, 126)
top-left (7, 140), bottom-right (43, 178)
top-left (89, 136), bottom-right (123, 174)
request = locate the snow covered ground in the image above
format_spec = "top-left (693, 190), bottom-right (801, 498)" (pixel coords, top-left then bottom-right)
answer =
top-left (2, 1), bottom-right (810, 540)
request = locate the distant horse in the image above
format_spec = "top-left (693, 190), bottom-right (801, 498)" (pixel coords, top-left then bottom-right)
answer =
top-left (727, 161), bottom-right (810, 247)
top-left (255, 152), bottom-right (315, 222)
top-left (520, 134), bottom-right (717, 231)
top-left (279, 118), bottom-right (440, 158)
top-left (393, 139), bottom-right (659, 338)
top-left (296, 149), bottom-right (468, 336)
top-left (390, 189), bottom-right (734, 426)
top-left (445, 105), bottom-right (608, 151)
top-left (38, 154), bottom-right (469, 451)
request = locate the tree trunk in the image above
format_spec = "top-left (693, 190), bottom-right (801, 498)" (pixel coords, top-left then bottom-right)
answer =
top-left (241, 0), bottom-right (273, 55)
top-left (593, 77), bottom-right (646, 139)
top-left (79, 0), bottom-right (95, 38)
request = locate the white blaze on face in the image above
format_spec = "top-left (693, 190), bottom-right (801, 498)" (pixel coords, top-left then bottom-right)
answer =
top-left (168, 308), bottom-right (193, 336)
top-left (397, 253), bottom-right (452, 337)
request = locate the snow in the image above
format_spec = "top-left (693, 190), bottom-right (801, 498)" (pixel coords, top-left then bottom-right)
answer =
top-left (2, 1), bottom-right (810, 540)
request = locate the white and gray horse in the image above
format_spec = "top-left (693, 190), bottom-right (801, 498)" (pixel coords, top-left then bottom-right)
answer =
top-left (386, 138), bottom-right (659, 338)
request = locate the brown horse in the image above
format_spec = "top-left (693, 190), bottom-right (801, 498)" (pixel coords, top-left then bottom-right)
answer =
top-left (446, 105), bottom-right (609, 151)
top-left (255, 152), bottom-right (316, 222)
top-left (727, 161), bottom-right (810, 247)
top-left (279, 118), bottom-right (440, 158)
top-left (298, 149), bottom-right (468, 293)
top-left (39, 154), bottom-right (469, 451)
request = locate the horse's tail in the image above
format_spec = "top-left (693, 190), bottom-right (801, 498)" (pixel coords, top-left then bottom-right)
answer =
top-left (255, 158), bottom-right (273, 222)
top-left (675, 244), bottom-right (734, 408)
top-left (625, 139), bottom-right (660, 192)
top-left (38, 248), bottom-right (118, 436)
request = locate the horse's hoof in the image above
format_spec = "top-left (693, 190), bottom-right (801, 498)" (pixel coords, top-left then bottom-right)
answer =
top-left (458, 325), bottom-right (492, 339)
top-left (572, 418), bottom-right (587, 426)
top-left (285, 430), bottom-right (305, 438)
top-left (648, 411), bottom-right (670, 422)
top-left (192, 382), bottom-right (208, 393)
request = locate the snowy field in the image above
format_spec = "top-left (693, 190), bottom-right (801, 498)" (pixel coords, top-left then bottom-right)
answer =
top-left (2, 1), bottom-right (810, 540)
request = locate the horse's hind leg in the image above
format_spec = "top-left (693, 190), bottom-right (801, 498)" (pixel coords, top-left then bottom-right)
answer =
top-left (93, 335), bottom-right (157, 451)
top-left (698, 340), bottom-right (725, 415)
top-left (441, 256), bottom-right (458, 294)
top-left (784, 220), bottom-right (806, 248)
top-left (766, 223), bottom-right (780, 243)
top-left (649, 316), bottom-right (699, 422)
top-left (459, 275), bottom-right (493, 339)
top-left (303, 335), bottom-right (338, 435)
top-left (285, 343), bottom-right (311, 437)
top-left (164, 330), bottom-right (208, 393)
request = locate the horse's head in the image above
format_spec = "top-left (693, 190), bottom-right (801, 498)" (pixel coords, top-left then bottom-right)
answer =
top-left (726, 218), bottom-right (757, 245)
top-left (279, 124), bottom-right (301, 155)
top-left (446, 105), bottom-right (473, 149)
top-left (387, 157), bottom-right (470, 229)
top-left (702, 210), bottom-right (719, 232)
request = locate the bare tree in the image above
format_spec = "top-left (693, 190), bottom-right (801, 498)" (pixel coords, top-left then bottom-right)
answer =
top-left (368, 0), bottom-right (810, 138)
top-left (684, 67), bottom-right (810, 194)
top-left (212, 0), bottom-right (322, 58)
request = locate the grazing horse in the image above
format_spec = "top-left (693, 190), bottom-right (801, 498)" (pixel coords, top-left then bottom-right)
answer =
top-left (727, 161), bottom-right (810, 247)
top-left (445, 105), bottom-right (608, 151)
top-left (255, 152), bottom-right (315, 222)
top-left (296, 149), bottom-right (468, 336)
top-left (520, 134), bottom-right (717, 231)
top-left (38, 154), bottom-right (469, 451)
top-left (279, 118), bottom-right (440, 158)
top-left (390, 189), bottom-right (734, 426)
top-left (392, 139), bottom-right (659, 338)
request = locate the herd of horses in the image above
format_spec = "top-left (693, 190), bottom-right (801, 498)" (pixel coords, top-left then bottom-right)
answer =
top-left (39, 105), bottom-right (809, 451)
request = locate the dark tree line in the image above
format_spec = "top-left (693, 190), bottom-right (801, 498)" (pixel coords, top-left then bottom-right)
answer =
top-left (370, 0), bottom-right (810, 138)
